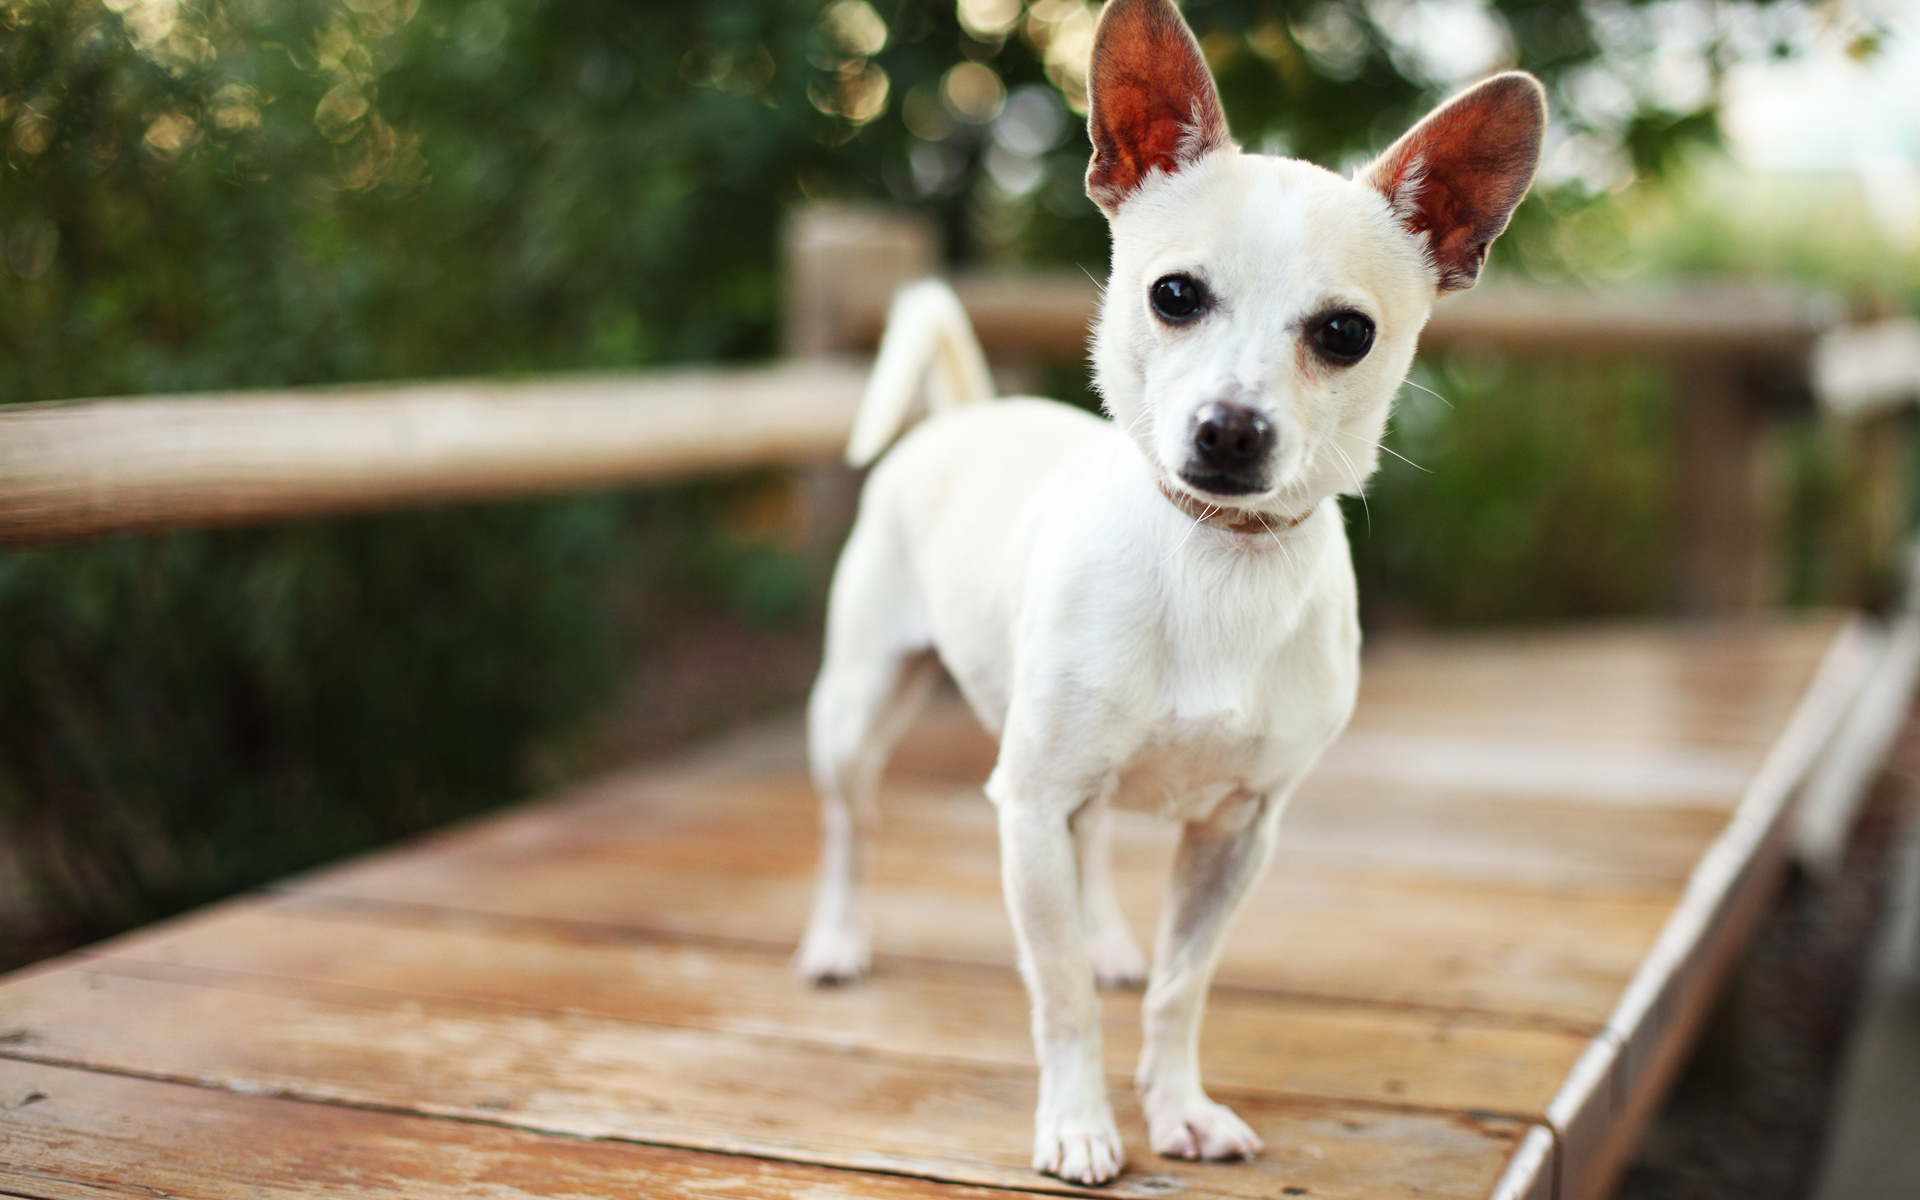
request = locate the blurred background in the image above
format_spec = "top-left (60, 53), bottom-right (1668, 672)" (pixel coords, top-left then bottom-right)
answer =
top-left (0, 0), bottom-right (1915, 1191)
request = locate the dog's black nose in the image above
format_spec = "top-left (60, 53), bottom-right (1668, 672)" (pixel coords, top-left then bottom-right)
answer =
top-left (1186, 402), bottom-right (1273, 493)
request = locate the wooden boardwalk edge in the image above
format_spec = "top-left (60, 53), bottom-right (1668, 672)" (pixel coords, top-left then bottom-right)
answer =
top-left (1542, 617), bottom-right (1879, 1200)
top-left (1489, 1125), bottom-right (1556, 1200)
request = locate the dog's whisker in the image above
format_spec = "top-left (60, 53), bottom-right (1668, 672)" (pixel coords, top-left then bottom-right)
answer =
top-left (1341, 429), bottom-right (1430, 474)
top-left (1374, 442), bottom-right (1431, 473)
top-left (1267, 522), bottom-right (1296, 571)
top-left (1327, 439), bottom-right (1359, 481)
top-left (1401, 377), bottom-right (1453, 409)
top-left (1162, 507), bottom-right (1208, 566)
top-left (1326, 441), bottom-right (1373, 535)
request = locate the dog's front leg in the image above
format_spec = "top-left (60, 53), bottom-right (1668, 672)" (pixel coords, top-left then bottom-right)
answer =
top-left (1075, 801), bottom-right (1147, 988)
top-left (1137, 792), bottom-right (1282, 1161)
top-left (997, 794), bottom-right (1126, 1185)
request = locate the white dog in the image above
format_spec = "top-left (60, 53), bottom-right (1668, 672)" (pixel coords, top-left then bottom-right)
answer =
top-left (796, 0), bottom-right (1544, 1184)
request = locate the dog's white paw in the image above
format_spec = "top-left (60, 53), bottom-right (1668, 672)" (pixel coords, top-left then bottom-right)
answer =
top-left (1144, 1091), bottom-right (1262, 1161)
top-left (793, 925), bottom-right (869, 984)
top-left (1085, 925), bottom-right (1148, 989)
top-left (1033, 1109), bottom-right (1127, 1185)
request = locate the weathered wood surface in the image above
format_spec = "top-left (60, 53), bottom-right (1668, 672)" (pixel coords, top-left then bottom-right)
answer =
top-left (0, 359), bottom-right (867, 546)
top-left (0, 616), bottom-right (1871, 1199)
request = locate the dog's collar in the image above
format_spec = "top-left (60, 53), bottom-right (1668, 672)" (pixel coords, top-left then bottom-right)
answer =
top-left (1157, 482), bottom-right (1315, 536)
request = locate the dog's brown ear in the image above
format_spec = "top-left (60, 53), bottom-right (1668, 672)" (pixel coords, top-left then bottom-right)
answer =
top-left (1085, 0), bottom-right (1231, 215)
top-left (1363, 72), bottom-right (1546, 292)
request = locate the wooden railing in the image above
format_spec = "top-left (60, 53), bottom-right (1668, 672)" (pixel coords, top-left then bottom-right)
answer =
top-left (0, 359), bottom-right (866, 547)
top-left (1, 201), bottom-right (1895, 620)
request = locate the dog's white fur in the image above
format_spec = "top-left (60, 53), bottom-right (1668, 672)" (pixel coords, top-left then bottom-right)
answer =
top-left (796, 1), bottom-right (1543, 1184)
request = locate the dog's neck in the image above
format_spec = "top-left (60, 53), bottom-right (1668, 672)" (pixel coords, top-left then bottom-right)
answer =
top-left (1156, 481), bottom-right (1315, 536)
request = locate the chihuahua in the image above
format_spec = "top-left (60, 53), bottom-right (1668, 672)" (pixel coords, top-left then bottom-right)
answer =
top-left (796, 0), bottom-right (1544, 1184)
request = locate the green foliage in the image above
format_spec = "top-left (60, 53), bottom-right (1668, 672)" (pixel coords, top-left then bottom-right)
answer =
top-left (0, 499), bottom-right (627, 927)
top-left (1557, 156), bottom-right (1920, 312)
top-left (0, 0), bottom-right (1808, 953)
top-left (0, 483), bottom-right (819, 940)
top-left (1348, 356), bottom-right (1671, 626)
top-left (0, 0), bottom-right (861, 952)
top-left (849, 0), bottom-right (1746, 271)
top-left (0, 0), bottom-right (860, 399)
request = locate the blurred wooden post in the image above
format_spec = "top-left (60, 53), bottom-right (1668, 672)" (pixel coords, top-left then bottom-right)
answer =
top-left (781, 204), bottom-right (941, 570)
top-left (1848, 412), bottom-right (1912, 604)
top-left (1817, 318), bottom-right (1920, 607)
top-left (783, 203), bottom-right (939, 357)
top-left (1670, 357), bottom-right (1786, 615)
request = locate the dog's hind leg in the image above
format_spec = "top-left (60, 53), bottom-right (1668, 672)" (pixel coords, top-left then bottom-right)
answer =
top-left (1074, 802), bottom-right (1147, 988)
top-left (796, 644), bottom-right (934, 982)
top-left (796, 522), bottom-right (937, 984)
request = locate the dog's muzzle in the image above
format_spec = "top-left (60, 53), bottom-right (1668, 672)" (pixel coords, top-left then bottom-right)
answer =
top-left (1180, 401), bottom-right (1273, 496)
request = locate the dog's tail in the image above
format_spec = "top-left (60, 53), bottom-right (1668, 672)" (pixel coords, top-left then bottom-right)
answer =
top-left (846, 279), bottom-right (994, 467)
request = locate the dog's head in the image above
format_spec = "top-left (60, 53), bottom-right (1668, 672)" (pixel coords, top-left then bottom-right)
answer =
top-left (1085, 0), bottom-right (1544, 519)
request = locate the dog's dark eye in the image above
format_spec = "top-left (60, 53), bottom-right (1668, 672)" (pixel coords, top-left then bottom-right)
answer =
top-left (1149, 274), bottom-right (1208, 323)
top-left (1310, 310), bottom-right (1375, 364)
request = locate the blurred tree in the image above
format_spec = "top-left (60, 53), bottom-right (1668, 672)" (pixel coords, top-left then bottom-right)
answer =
top-left (0, 0), bottom-right (1829, 954)
top-left (0, 0), bottom-right (1791, 403)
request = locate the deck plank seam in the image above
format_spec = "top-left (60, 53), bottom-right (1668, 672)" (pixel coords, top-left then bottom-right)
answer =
top-left (9, 956), bottom-right (1556, 1131)
top-left (0, 1050), bottom-right (1229, 1200)
top-left (233, 890), bottom-right (1612, 1036)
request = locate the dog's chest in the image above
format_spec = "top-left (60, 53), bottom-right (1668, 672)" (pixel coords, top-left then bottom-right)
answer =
top-left (1107, 628), bottom-right (1356, 820)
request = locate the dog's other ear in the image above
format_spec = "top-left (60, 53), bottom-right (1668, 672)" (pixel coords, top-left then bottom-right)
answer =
top-left (1363, 71), bottom-right (1546, 292)
top-left (1085, 0), bottom-right (1231, 215)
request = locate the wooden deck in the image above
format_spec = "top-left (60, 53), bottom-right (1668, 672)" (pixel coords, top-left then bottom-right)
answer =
top-left (0, 616), bottom-right (1875, 1200)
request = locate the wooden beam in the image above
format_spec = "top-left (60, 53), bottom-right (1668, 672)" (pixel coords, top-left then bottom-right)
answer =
top-left (0, 359), bottom-right (867, 547)
top-left (1419, 281), bottom-right (1837, 362)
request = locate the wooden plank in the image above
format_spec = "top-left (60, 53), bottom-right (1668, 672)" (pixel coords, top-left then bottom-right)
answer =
top-left (0, 1057), bottom-right (1009, 1200)
top-left (0, 360), bottom-right (866, 546)
top-left (1419, 281), bottom-right (1835, 361)
top-left (284, 765), bottom-right (1680, 1025)
top-left (1347, 620), bottom-right (1836, 752)
top-left (86, 895), bottom-right (1591, 1117)
top-left (0, 966), bottom-right (1531, 1200)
